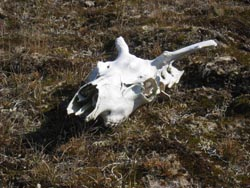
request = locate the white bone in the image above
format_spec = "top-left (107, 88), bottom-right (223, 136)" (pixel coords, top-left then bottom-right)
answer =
top-left (151, 40), bottom-right (217, 69)
top-left (116, 36), bottom-right (129, 56)
top-left (67, 37), bottom-right (217, 126)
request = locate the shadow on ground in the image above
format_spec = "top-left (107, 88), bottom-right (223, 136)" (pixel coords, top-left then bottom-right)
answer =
top-left (22, 86), bottom-right (109, 153)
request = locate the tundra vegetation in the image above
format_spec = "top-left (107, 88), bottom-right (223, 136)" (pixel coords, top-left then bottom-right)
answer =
top-left (0, 0), bottom-right (249, 187)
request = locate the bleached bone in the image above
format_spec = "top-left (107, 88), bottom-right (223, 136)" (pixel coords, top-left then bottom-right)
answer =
top-left (67, 37), bottom-right (217, 126)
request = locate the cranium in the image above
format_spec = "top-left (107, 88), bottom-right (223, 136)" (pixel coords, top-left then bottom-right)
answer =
top-left (67, 37), bottom-right (217, 126)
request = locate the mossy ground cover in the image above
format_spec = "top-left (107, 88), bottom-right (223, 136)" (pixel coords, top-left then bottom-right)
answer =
top-left (0, 0), bottom-right (249, 187)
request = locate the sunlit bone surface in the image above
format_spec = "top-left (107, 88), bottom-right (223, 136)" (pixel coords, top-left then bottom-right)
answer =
top-left (67, 37), bottom-right (217, 126)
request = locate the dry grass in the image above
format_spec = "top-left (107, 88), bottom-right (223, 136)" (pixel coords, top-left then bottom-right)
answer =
top-left (0, 0), bottom-right (250, 187)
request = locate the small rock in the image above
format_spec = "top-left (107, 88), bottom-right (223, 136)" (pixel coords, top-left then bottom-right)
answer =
top-left (15, 46), bottom-right (26, 54)
top-left (215, 56), bottom-right (237, 63)
top-left (84, 1), bottom-right (95, 7)
top-left (142, 25), bottom-right (154, 32)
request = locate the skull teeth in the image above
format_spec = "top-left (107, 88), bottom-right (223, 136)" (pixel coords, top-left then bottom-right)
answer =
top-left (75, 103), bottom-right (92, 116)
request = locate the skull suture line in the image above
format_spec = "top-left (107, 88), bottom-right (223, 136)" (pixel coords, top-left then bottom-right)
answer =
top-left (67, 37), bottom-right (217, 126)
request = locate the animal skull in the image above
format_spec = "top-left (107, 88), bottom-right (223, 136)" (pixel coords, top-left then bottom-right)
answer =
top-left (67, 37), bottom-right (217, 126)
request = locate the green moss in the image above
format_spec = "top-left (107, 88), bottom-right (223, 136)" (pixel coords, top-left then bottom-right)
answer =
top-left (188, 137), bottom-right (200, 146)
top-left (175, 33), bottom-right (186, 44)
top-left (5, 18), bottom-right (20, 30)
top-left (237, 175), bottom-right (250, 187)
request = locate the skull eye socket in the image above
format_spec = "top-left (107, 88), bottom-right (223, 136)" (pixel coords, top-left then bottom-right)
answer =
top-left (161, 72), bottom-right (165, 79)
top-left (167, 66), bottom-right (172, 74)
top-left (124, 83), bottom-right (133, 87)
top-left (143, 78), bottom-right (158, 99)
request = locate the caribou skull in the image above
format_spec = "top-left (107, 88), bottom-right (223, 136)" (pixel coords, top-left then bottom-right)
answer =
top-left (67, 37), bottom-right (217, 126)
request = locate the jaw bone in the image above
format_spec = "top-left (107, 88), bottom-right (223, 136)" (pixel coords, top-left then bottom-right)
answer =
top-left (67, 37), bottom-right (217, 126)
